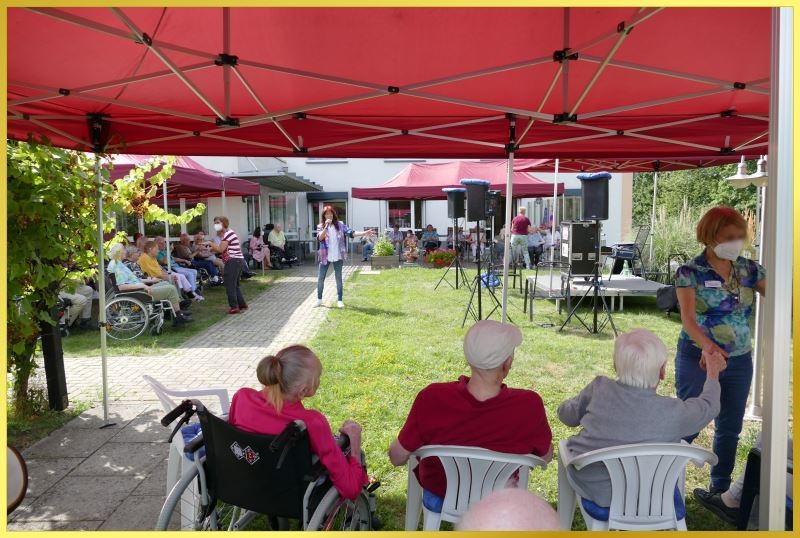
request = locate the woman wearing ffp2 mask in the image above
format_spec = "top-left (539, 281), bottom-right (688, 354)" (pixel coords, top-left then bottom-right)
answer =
top-left (674, 206), bottom-right (765, 498)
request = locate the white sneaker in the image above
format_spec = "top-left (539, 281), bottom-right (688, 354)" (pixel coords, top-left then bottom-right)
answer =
top-left (193, 293), bottom-right (205, 301)
top-left (337, 301), bottom-right (344, 309)
top-left (314, 299), bottom-right (322, 307)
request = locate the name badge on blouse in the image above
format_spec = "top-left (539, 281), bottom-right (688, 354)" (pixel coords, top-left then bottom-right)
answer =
top-left (705, 280), bottom-right (723, 288)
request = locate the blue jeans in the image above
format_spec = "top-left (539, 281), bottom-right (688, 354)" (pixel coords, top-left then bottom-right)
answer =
top-left (362, 243), bottom-right (374, 260)
top-left (192, 258), bottom-right (218, 278)
top-left (675, 339), bottom-right (753, 490)
top-left (318, 260), bottom-right (343, 301)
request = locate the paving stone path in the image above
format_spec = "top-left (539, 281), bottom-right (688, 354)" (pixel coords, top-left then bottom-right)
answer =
top-left (10, 263), bottom-right (364, 530)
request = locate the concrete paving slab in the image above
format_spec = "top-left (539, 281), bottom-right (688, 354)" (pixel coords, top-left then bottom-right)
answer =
top-left (100, 494), bottom-right (171, 531)
top-left (23, 458), bottom-right (84, 498)
top-left (69, 442), bottom-right (167, 477)
top-left (111, 409), bottom-right (169, 443)
top-left (7, 520), bottom-right (104, 530)
top-left (14, 476), bottom-right (141, 521)
top-left (63, 403), bottom-right (149, 429)
top-left (131, 459), bottom-right (168, 497)
top-left (24, 428), bottom-right (119, 459)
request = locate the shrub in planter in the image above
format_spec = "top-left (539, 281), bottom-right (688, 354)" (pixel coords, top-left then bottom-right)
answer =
top-left (373, 234), bottom-right (396, 257)
top-left (427, 248), bottom-right (457, 268)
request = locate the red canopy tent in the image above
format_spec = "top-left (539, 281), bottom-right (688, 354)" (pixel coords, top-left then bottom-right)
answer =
top-left (8, 7), bottom-right (768, 169)
top-left (6, 9), bottom-right (792, 521)
top-left (107, 154), bottom-right (260, 204)
top-left (351, 159), bottom-right (563, 200)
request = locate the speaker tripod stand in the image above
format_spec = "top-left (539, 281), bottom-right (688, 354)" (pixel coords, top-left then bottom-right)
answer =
top-left (559, 220), bottom-right (617, 336)
top-left (435, 217), bottom-right (472, 292)
top-left (462, 225), bottom-right (513, 327)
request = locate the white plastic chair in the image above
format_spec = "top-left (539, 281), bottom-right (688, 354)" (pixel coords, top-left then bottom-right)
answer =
top-left (143, 375), bottom-right (231, 530)
top-left (557, 440), bottom-right (718, 531)
top-left (404, 445), bottom-right (548, 531)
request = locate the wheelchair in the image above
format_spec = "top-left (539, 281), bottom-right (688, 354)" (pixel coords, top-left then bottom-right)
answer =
top-left (104, 273), bottom-right (172, 340)
top-left (156, 399), bottom-right (377, 531)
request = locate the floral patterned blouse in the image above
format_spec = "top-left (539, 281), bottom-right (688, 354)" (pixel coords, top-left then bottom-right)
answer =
top-left (675, 252), bottom-right (766, 357)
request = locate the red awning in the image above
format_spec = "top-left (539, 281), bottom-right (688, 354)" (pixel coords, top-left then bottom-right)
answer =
top-left (7, 7), bottom-right (769, 171)
top-left (107, 154), bottom-right (260, 203)
top-left (352, 159), bottom-right (563, 200)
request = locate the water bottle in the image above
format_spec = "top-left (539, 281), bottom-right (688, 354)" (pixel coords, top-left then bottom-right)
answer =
top-left (622, 264), bottom-right (630, 277)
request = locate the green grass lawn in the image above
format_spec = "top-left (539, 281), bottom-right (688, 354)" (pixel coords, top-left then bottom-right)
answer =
top-left (61, 271), bottom-right (282, 357)
top-left (304, 266), bottom-right (770, 531)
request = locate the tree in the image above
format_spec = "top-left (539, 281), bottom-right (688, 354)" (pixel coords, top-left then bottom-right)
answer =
top-left (632, 162), bottom-right (759, 226)
top-left (6, 139), bottom-right (204, 417)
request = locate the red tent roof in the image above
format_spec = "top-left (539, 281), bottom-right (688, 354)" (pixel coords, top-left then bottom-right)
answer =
top-left (8, 8), bottom-right (769, 170)
top-left (352, 159), bottom-right (563, 200)
top-left (107, 154), bottom-right (260, 202)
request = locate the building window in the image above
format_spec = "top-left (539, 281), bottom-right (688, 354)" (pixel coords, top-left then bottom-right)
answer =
top-left (133, 203), bottom-right (205, 238)
top-left (269, 193), bottom-right (299, 237)
top-left (388, 200), bottom-right (412, 228)
top-left (245, 196), bottom-right (261, 235)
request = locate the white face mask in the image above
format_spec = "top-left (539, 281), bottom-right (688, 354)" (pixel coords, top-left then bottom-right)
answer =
top-left (713, 239), bottom-right (744, 260)
top-left (213, 223), bottom-right (223, 232)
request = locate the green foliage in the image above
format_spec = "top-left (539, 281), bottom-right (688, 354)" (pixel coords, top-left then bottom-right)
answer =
top-left (373, 233), bottom-right (396, 257)
top-left (6, 140), bottom-right (204, 417)
top-left (648, 202), bottom-right (704, 273)
top-left (632, 163), bottom-right (759, 228)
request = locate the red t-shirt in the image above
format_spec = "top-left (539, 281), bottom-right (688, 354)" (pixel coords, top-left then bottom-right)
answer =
top-left (510, 215), bottom-right (532, 235)
top-left (228, 388), bottom-right (367, 500)
top-left (397, 376), bottom-right (552, 497)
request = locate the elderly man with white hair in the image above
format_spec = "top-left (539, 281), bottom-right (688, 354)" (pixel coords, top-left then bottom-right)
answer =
top-left (558, 328), bottom-right (726, 508)
top-left (388, 320), bottom-right (553, 511)
top-left (457, 489), bottom-right (562, 531)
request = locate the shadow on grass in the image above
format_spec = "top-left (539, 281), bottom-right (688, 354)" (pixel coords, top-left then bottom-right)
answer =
top-left (344, 306), bottom-right (406, 318)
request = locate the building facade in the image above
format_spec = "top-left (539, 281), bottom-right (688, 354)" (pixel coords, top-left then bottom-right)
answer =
top-left (189, 157), bottom-right (633, 246)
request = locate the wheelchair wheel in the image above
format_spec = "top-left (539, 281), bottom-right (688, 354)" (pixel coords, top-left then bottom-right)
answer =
top-left (156, 465), bottom-right (258, 531)
top-left (306, 488), bottom-right (372, 531)
top-left (105, 296), bottom-right (149, 340)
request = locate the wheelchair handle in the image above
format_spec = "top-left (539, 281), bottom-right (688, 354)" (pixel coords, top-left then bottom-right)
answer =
top-left (161, 399), bottom-right (193, 427)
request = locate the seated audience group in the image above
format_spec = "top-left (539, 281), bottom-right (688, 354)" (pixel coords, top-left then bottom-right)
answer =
top-left (229, 319), bottom-right (788, 530)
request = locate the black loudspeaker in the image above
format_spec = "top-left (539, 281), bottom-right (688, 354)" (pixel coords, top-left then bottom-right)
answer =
top-left (561, 221), bottom-right (601, 276)
top-left (578, 171), bottom-right (611, 221)
top-left (461, 179), bottom-right (489, 221)
top-left (444, 188), bottom-right (466, 219)
top-left (485, 190), bottom-right (501, 217)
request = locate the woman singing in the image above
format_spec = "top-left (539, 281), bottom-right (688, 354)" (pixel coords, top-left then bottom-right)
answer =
top-left (674, 206), bottom-right (765, 499)
top-left (316, 206), bottom-right (373, 309)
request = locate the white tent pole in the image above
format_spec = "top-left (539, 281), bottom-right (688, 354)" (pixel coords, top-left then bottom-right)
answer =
top-left (500, 139), bottom-right (515, 322)
top-left (759, 6), bottom-right (792, 530)
top-left (94, 157), bottom-right (109, 423)
top-left (162, 180), bottom-right (171, 268)
top-left (550, 159), bottom-right (559, 262)
top-left (648, 169), bottom-right (658, 266)
top-left (748, 184), bottom-right (765, 418)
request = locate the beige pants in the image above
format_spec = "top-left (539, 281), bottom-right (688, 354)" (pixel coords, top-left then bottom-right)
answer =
top-left (59, 284), bottom-right (94, 325)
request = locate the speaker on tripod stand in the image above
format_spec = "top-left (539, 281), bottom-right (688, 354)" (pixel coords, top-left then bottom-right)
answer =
top-left (460, 179), bottom-right (510, 326)
top-left (559, 171), bottom-right (617, 336)
top-left (435, 187), bottom-right (471, 291)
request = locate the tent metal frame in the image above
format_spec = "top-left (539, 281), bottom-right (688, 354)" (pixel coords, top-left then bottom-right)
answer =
top-left (10, 6), bottom-right (770, 163)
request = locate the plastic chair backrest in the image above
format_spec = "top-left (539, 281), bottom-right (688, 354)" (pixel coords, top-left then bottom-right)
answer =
top-left (562, 441), bottom-right (717, 530)
top-left (142, 374), bottom-right (231, 415)
top-left (413, 445), bottom-right (547, 524)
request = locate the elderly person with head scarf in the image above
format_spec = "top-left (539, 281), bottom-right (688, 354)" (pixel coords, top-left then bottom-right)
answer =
top-left (557, 328), bottom-right (726, 508)
top-left (389, 320), bottom-right (553, 511)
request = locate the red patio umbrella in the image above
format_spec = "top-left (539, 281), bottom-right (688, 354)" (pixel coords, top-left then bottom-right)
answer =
top-left (107, 154), bottom-right (260, 203)
top-left (352, 159), bottom-right (562, 200)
